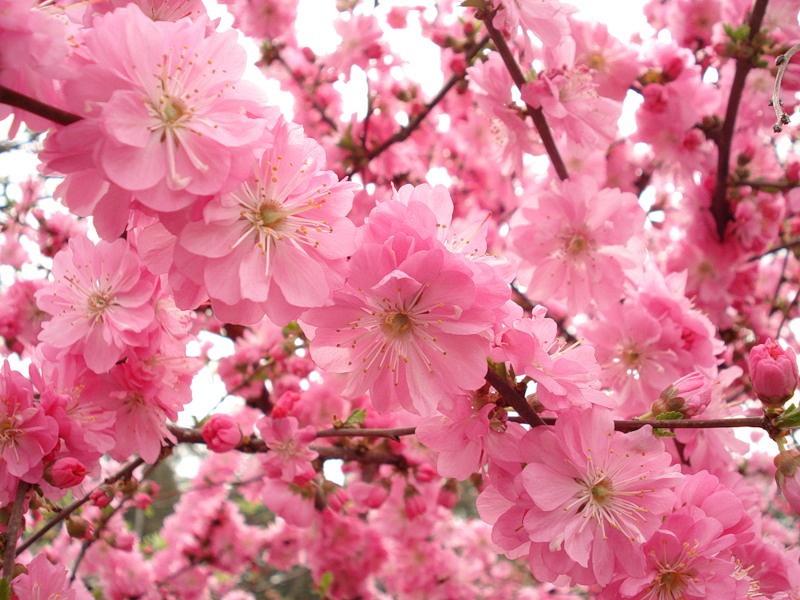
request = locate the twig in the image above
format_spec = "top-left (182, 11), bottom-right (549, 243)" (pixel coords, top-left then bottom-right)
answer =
top-left (16, 457), bottom-right (146, 555)
top-left (749, 239), bottom-right (800, 261)
top-left (485, 367), bottom-right (546, 427)
top-left (3, 482), bottom-right (30, 579)
top-left (710, 0), bottom-right (770, 240)
top-left (0, 85), bottom-right (80, 127)
top-left (478, 13), bottom-right (569, 181)
top-left (274, 55), bottom-right (340, 132)
top-left (346, 34), bottom-right (491, 178)
top-left (771, 41), bottom-right (800, 131)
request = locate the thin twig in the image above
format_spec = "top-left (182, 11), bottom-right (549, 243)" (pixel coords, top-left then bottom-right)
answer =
top-left (479, 13), bottom-right (569, 181)
top-left (0, 85), bottom-right (81, 127)
top-left (274, 55), bottom-right (340, 132)
top-left (771, 41), bottom-right (800, 131)
top-left (485, 367), bottom-right (546, 427)
top-left (16, 457), bottom-right (146, 555)
top-left (710, 0), bottom-right (770, 240)
top-left (346, 34), bottom-right (491, 178)
top-left (3, 482), bottom-right (30, 579)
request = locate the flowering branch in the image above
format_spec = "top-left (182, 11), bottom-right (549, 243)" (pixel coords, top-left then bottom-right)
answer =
top-left (710, 0), bottom-right (770, 240)
top-left (346, 34), bottom-right (491, 178)
top-left (16, 457), bottom-right (146, 555)
top-left (2, 482), bottom-right (30, 579)
top-left (478, 12), bottom-right (569, 181)
top-left (770, 41), bottom-right (800, 131)
top-left (273, 54), bottom-right (340, 132)
top-left (167, 425), bottom-right (409, 466)
top-left (0, 85), bottom-right (80, 126)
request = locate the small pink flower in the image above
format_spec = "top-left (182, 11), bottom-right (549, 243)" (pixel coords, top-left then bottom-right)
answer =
top-left (651, 372), bottom-right (712, 417)
top-left (46, 457), bottom-right (87, 488)
top-left (202, 414), bottom-right (242, 453)
top-left (12, 555), bottom-right (79, 600)
top-left (749, 339), bottom-right (798, 407)
top-left (774, 449), bottom-right (800, 515)
top-left (35, 235), bottom-right (156, 374)
top-left (257, 416), bottom-right (317, 482)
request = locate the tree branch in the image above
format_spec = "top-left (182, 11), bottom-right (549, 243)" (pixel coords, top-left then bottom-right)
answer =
top-left (3, 482), bottom-right (30, 579)
top-left (0, 85), bottom-right (81, 127)
top-left (478, 13), bottom-right (569, 181)
top-left (16, 458), bottom-right (145, 555)
top-left (346, 34), bottom-right (491, 178)
top-left (485, 367), bottom-right (546, 427)
top-left (710, 0), bottom-right (770, 240)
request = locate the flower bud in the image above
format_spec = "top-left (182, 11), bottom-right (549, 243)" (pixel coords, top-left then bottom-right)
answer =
top-left (651, 372), bottom-right (712, 418)
top-left (45, 458), bottom-right (87, 488)
top-left (774, 449), bottom-right (800, 514)
top-left (201, 414), bottom-right (242, 453)
top-left (404, 485), bottom-right (427, 521)
top-left (66, 516), bottom-right (91, 539)
top-left (749, 339), bottom-right (799, 407)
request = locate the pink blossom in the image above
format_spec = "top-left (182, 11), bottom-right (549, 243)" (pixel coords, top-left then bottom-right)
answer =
top-left (650, 372), bottom-right (712, 417)
top-left (510, 176), bottom-right (645, 312)
top-left (202, 414), bottom-right (242, 453)
top-left (492, 306), bottom-right (612, 412)
top-left (257, 416), bottom-right (317, 482)
top-left (42, 4), bottom-right (270, 220)
top-left (604, 511), bottom-right (739, 599)
top-left (492, 0), bottom-right (575, 46)
top-left (774, 449), bottom-right (800, 515)
top-left (749, 339), bottom-right (799, 407)
top-left (519, 408), bottom-right (682, 586)
top-left (12, 554), bottom-right (87, 600)
top-left (522, 66), bottom-right (620, 147)
top-left (175, 117), bottom-right (357, 325)
top-left (36, 235), bottom-right (156, 374)
top-left (0, 362), bottom-right (58, 485)
top-left (46, 457), bottom-right (88, 488)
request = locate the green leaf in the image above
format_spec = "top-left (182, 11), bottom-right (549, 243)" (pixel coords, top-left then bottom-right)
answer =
top-left (0, 578), bottom-right (11, 600)
top-left (653, 428), bottom-right (677, 438)
top-left (655, 412), bottom-right (684, 421)
top-left (777, 404), bottom-right (800, 429)
top-left (342, 408), bottom-right (367, 428)
top-left (316, 571), bottom-right (334, 597)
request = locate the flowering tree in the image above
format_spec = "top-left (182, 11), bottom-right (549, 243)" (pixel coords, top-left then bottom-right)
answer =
top-left (2, 0), bottom-right (800, 597)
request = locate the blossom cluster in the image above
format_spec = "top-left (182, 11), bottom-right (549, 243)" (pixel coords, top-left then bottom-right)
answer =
top-left (0, 0), bottom-right (799, 597)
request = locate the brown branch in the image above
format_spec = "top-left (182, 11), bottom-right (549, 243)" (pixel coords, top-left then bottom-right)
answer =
top-left (346, 34), bottom-right (491, 179)
top-left (479, 13), bottom-right (569, 181)
top-left (316, 426), bottom-right (417, 441)
top-left (274, 55), bottom-right (340, 132)
top-left (0, 85), bottom-right (81, 127)
top-left (710, 0), bottom-right (770, 240)
top-left (16, 457), bottom-right (146, 555)
top-left (3, 482), bottom-right (30, 579)
top-left (485, 367), bottom-right (546, 427)
top-left (749, 239), bottom-right (800, 262)
top-left (167, 425), bottom-right (409, 466)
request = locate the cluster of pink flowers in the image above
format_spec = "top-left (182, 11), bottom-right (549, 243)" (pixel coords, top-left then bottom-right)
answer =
top-left (1, 0), bottom-right (800, 597)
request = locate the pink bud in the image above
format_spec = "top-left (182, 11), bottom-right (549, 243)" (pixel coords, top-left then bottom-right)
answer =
top-left (774, 449), bottom-right (800, 515)
top-left (46, 458), bottom-right (87, 488)
top-left (749, 339), bottom-right (799, 407)
top-left (201, 414), bottom-right (242, 453)
top-left (90, 488), bottom-right (112, 508)
top-left (651, 372), bottom-right (712, 417)
top-left (404, 485), bottom-right (427, 521)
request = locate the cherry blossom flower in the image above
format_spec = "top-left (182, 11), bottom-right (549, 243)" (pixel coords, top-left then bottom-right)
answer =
top-left (36, 235), bottom-right (156, 374)
top-left (510, 175), bottom-right (646, 312)
top-left (519, 408), bottom-right (682, 586)
top-left (257, 415), bottom-right (317, 481)
top-left (602, 511), bottom-right (740, 599)
top-left (42, 4), bottom-right (271, 222)
top-left (175, 117), bottom-right (358, 325)
top-left (12, 554), bottom-right (89, 600)
top-left (0, 362), bottom-right (58, 486)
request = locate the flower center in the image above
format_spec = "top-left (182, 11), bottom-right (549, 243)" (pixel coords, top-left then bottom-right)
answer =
top-left (590, 478), bottom-right (614, 505)
top-left (259, 205), bottom-right (286, 230)
top-left (382, 312), bottom-right (414, 338)
top-left (162, 97), bottom-right (187, 124)
top-left (87, 290), bottom-right (115, 321)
